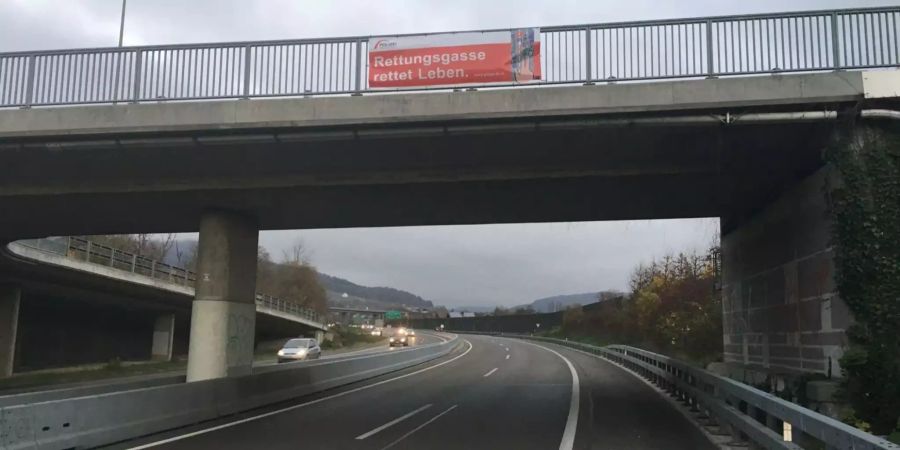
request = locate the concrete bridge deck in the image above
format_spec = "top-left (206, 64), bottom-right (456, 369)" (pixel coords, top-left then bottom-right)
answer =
top-left (2, 71), bottom-right (899, 240)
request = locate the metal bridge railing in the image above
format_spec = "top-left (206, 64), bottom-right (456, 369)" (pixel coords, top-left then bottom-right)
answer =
top-left (2, 7), bottom-right (900, 108)
top-left (465, 333), bottom-right (897, 450)
top-left (13, 237), bottom-right (324, 325)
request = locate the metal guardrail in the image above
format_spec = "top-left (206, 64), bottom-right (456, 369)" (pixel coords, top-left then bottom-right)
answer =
top-left (474, 333), bottom-right (898, 450)
top-left (1, 7), bottom-right (899, 107)
top-left (14, 236), bottom-right (324, 326)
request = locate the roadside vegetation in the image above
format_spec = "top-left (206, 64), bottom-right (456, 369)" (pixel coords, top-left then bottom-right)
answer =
top-left (543, 246), bottom-right (723, 368)
top-left (0, 359), bottom-right (186, 392)
top-left (321, 327), bottom-right (384, 350)
top-left (825, 124), bottom-right (900, 437)
top-left (256, 241), bottom-right (327, 315)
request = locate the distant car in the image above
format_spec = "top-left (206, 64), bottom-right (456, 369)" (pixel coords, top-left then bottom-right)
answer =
top-left (388, 330), bottom-right (410, 347)
top-left (407, 329), bottom-right (416, 336)
top-left (277, 338), bottom-right (321, 363)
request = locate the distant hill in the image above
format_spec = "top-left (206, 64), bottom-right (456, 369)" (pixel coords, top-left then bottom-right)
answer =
top-left (447, 305), bottom-right (495, 314)
top-left (318, 273), bottom-right (433, 310)
top-left (528, 292), bottom-right (598, 312)
top-left (516, 291), bottom-right (622, 313)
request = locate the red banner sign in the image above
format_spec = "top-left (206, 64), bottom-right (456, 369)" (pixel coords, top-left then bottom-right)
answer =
top-left (368, 29), bottom-right (541, 89)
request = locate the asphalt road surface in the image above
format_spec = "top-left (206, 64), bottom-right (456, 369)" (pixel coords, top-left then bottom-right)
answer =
top-left (255, 332), bottom-right (443, 369)
top-left (115, 333), bottom-right (715, 450)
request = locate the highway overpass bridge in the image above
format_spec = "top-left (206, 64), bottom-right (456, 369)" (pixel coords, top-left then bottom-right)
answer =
top-left (0, 7), bottom-right (899, 450)
top-left (0, 237), bottom-right (325, 377)
top-left (327, 306), bottom-right (387, 327)
top-left (1, 6), bottom-right (899, 385)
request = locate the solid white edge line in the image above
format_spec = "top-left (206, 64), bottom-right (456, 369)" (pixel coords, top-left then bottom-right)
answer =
top-left (483, 367), bottom-right (498, 377)
top-left (126, 340), bottom-right (474, 449)
top-left (516, 339), bottom-right (580, 450)
top-left (542, 343), bottom-right (726, 450)
top-left (355, 404), bottom-right (432, 440)
top-left (380, 404), bottom-right (459, 450)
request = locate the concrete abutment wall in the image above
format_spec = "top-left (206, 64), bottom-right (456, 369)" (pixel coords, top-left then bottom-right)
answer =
top-left (721, 166), bottom-right (852, 377)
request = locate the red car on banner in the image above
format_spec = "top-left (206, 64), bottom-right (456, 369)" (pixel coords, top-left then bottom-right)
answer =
top-left (368, 28), bottom-right (541, 89)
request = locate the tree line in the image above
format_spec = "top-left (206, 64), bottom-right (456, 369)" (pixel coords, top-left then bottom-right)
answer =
top-left (553, 247), bottom-right (722, 365)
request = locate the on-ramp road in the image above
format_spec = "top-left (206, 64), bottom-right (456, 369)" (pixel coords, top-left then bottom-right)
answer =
top-left (113, 333), bottom-right (716, 450)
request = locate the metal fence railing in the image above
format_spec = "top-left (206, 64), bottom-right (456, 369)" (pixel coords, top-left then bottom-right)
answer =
top-left (2, 7), bottom-right (899, 108)
top-left (256, 293), bottom-right (322, 323)
top-left (12, 237), bottom-right (324, 326)
top-left (462, 332), bottom-right (898, 450)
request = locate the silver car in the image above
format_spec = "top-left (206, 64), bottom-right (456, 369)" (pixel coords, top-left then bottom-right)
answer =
top-left (277, 338), bottom-right (322, 363)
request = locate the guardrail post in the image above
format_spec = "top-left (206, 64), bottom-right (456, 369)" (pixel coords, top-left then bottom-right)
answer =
top-left (242, 45), bottom-right (252, 99)
top-left (130, 254), bottom-right (137, 273)
top-left (112, 50), bottom-right (122, 103)
top-left (131, 49), bottom-right (142, 103)
top-left (109, 248), bottom-right (115, 266)
top-left (831, 12), bottom-right (841, 70)
top-left (353, 39), bottom-right (364, 96)
top-left (150, 260), bottom-right (156, 278)
top-left (584, 27), bottom-right (594, 85)
top-left (23, 55), bottom-right (36, 108)
top-left (85, 241), bottom-right (92, 262)
top-left (706, 20), bottom-right (715, 78)
top-left (688, 375), bottom-right (699, 411)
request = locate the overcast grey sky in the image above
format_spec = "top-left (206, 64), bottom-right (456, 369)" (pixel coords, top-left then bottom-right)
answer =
top-left (1, 0), bottom-right (887, 306)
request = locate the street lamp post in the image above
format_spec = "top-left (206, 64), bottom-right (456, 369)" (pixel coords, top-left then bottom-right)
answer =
top-left (118, 0), bottom-right (128, 47)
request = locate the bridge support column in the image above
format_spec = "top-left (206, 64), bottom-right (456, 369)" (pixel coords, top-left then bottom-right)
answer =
top-left (0, 285), bottom-right (21, 377)
top-left (314, 330), bottom-right (324, 344)
top-left (186, 211), bottom-right (259, 382)
top-left (151, 314), bottom-right (175, 361)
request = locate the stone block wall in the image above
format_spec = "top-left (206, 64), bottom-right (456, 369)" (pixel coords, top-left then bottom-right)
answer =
top-left (721, 167), bottom-right (852, 376)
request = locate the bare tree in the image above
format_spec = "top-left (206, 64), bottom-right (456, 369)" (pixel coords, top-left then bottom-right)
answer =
top-left (281, 238), bottom-right (310, 266)
top-left (158, 233), bottom-right (176, 260)
top-left (128, 233), bottom-right (176, 261)
top-left (173, 239), bottom-right (198, 270)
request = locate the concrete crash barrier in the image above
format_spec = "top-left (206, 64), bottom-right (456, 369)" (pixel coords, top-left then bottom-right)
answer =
top-left (470, 333), bottom-right (898, 450)
top-left (0, 335), bottom-right (459, 450)
top-left (0, 374), bottom-right (187, 409)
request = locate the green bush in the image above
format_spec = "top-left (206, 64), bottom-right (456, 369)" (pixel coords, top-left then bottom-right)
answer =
top-left (826, 123), bottom-right (900, 435)
top-left (323, 327), bottom-right (383, 350)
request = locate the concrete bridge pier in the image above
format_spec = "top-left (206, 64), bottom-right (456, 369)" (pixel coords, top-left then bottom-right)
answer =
top-left (0, 284), bottom-right (20, 377)
top-left (186, 211), bottom-right (259, 382)
top-left (151, 314), bottom-right (175, 361)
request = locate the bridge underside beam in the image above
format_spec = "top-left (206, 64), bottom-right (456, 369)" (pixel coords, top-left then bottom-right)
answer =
top-left (0, 120), bottom-right (832, 239)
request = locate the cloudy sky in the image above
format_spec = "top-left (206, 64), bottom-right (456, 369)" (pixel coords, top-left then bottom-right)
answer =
top-left (1, 0), bottom-right (887, 306)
